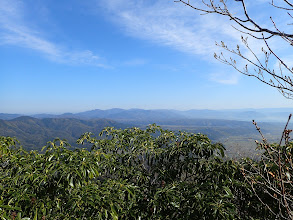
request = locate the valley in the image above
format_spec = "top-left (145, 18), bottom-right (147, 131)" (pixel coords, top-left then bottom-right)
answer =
top-left (1, 108), bottom-right (290, 157)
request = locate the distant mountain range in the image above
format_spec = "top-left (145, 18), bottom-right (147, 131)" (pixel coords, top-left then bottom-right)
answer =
top-left (1, 108), bottom-right (293, 122)
top-left (1, 108), bottom-right (292, 156)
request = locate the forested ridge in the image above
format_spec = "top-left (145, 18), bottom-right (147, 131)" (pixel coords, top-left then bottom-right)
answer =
top-left (0, 117), bottom-right (127, 150)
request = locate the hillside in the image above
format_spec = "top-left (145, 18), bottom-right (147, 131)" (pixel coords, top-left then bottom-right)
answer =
top-left (0, 117), bottom-right (127, 150)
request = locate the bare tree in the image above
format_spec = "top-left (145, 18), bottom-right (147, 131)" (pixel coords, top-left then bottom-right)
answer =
top-left (174, 0), bottom-right (293, 218)
top-left (175, 0), bottom-right (293, 98)
top-left (242, 116), bottom-right (293, 219)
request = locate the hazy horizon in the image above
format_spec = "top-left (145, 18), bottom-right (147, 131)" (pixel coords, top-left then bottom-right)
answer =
top-left (2, 107), bottom-right (293, 116)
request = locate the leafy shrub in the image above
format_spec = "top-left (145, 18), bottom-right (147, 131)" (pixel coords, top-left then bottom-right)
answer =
top-left (0, 125), bottom-right (270, 219)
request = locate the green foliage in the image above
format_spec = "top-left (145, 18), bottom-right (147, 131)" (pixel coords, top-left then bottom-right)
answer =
top-left (0, 125), bottom-right (270, 219)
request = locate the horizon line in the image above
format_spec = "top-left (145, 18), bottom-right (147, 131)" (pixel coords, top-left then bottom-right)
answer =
top-left (1, 107), bottom-right (293, 115)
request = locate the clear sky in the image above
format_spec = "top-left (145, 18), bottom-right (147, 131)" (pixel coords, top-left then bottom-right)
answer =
top-left (1, 0), bottom-right (293, 114)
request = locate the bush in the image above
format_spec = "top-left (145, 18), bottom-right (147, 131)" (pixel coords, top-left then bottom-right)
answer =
top-left (0, 125), bottom-right (271, 219)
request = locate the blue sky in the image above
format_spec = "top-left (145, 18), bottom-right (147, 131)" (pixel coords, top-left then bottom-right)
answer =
top-left (1, 0), bottom-right (292, 114)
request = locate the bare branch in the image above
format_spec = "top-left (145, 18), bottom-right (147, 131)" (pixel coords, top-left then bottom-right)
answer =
top-left (176, 0), bottom-right (293, 38)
